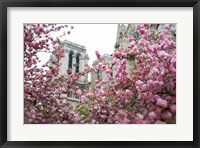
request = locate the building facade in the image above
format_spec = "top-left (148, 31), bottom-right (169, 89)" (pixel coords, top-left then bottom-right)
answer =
top-left (50, 40), bottom-right (89, 103)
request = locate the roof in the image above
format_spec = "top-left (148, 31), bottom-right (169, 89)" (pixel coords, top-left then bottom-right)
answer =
top-left (62, 40), bottom-right (86, 51)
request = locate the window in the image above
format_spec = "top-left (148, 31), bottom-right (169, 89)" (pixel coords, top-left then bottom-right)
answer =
top-left (97, 70), bottom-right (100, 79)
top-left (67, 92), bottom-right (72, 98)
top-left (75, 96), bottom-right (80, 100)
top-left (68, 52), bottom-right (73, 69)
top-left (111, 63), bottom-right (114, 78)
top-left (76, 54), bottom-right (80, 73)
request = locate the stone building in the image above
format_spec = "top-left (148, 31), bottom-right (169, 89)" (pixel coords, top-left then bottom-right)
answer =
top-left (115, 24), bottom-right (136, 77)
top-left (50, 40), bottom-right (89, 104)
top-left (91, 54), bottom-right (114, 87)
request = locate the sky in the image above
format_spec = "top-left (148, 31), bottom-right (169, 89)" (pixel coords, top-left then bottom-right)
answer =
top-left (37, 24), bottom-right (119, 67)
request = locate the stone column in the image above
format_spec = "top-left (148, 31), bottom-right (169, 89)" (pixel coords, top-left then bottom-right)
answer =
top-left (65, 51), bottom-right (69, 70)
top-left (79, 57), bottom-right (84, 82)
top-left (58, 50), bottom-right (69, 76)
top-left (83, 57), bottom-right (87, 82)
top-left (72, 54), bottom-right (76, 74)
top-left (79, 57), bottom-right (83, 72)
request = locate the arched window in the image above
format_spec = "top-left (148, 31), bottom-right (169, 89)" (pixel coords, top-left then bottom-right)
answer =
top-left (97, 70), bottom-right (100, 79)
top-left (68, 52), bottom-right (73, 69)
top-left (111, 63), bottom-right (114, 78)
top-left (76, 54), bottom-right (80, 73)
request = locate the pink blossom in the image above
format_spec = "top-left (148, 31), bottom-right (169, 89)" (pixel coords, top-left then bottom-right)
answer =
top-left (156, 98), bottom-right (168, 108)
top-left (137, 114), bottom-right (144, 120)
top-left (125, 89), bottom-right (131, 95)
top-left (86, 92), bottom-right (94, 98)
top-left (97, 62), bottom-right (103, 69)
top-left (139, 29), bottom-right (145, 35)
top-left (91, 119), bottom-right (96, 124)
top-left (155, 120), bottom-right (167, 124)
top-left (102, 96), bottom-right (106, 101)
top-left (81, 96), bottom-right (86, 104)
top-left (130, 41), bottom-right (136, 48)
top-left (95, 50), bottom-right (101, 60)
top-left (128, 36), bottom-right (133, 42)
top-left (149, 111), bottom-right (157, 120)
top-left (94, 105), bottom-right (98, 110)
top-left (136, 80), bottom-right (143, 87)
top-left (162, 111), bottom-right (172, 120)
top-left (170, 104), bottom-right (176, 113)
top-left (129, 46), bottom-right (138, 55)
top-left (158, 50), bottom-right (169, 59)
top-left (138, 39), bottom-right (145, 46)
top-left (164, 24), bottom-right (170, 30)
top-left (144, 24), bottom-right (151, 29)
top-left (105, 69), bottom-right (112, 74)
top-left (76, 89), bottom-right (82, 96)
top-left (146, 45), bottom-right (154, 52)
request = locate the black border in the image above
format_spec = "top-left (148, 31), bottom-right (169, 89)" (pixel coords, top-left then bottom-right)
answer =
top-left (0, 0), bottom-right (199, 148)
